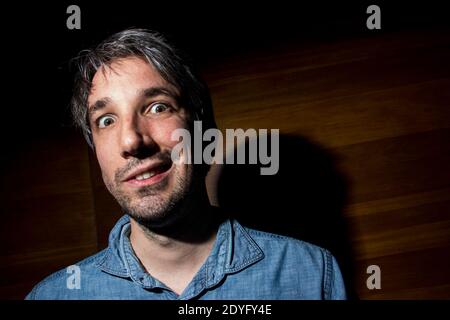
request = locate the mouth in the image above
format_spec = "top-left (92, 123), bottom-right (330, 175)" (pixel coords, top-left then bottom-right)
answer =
top-left (124, 162), bottom-right (173, 187)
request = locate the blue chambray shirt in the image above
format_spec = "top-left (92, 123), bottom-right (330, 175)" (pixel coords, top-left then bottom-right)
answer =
top-left (26, 215), bottom-right (346, 300)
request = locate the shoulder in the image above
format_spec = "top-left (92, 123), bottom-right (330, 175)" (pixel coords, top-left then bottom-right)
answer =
top-left (244, 226), bottom-right (331, 263)
top-left (240, 225), bottom-right (346, 299)
top-left (25, 249), bottom-right (108, 300)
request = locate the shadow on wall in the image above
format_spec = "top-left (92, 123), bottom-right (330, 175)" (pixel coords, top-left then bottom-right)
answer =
top-left (213, 134), bottom-right (358, 299)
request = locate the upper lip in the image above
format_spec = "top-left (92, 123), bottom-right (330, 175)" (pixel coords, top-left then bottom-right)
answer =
top-left (122, 162), bottom-right (168, 182)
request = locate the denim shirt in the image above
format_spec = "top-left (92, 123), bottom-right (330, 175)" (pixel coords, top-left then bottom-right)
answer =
top-left (26, 215), bottom-right (346, 300)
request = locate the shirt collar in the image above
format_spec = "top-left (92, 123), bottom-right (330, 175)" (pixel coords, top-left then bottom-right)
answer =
top-left (96, 214), bottom-right (265, 297)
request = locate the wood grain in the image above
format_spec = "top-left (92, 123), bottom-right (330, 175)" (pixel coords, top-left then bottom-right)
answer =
top-left (203, 28), bottom-right (450, 299)
top-left (1, 28), bottom-right (449, 300)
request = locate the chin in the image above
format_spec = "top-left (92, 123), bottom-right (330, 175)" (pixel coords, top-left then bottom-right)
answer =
top-left (127, 192), bottom-right (186, 227)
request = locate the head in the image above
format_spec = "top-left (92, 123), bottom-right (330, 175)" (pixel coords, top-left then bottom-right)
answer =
top-left (71, 29), bottom-right (216, 229)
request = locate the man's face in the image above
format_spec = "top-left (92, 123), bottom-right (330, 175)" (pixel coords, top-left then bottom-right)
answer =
top-left (87, 56), bottom-right (194, 227)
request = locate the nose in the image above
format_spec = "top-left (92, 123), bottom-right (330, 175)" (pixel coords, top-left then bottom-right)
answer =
top-left (119, 116), bottom-right (158, 159)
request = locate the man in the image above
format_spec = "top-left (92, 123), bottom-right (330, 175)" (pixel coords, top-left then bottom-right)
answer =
top-left (26, 29), bottom-right (346, 300)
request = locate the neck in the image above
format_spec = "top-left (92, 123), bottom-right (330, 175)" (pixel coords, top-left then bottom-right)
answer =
top-left (128, 186), bottom-right (223, 294)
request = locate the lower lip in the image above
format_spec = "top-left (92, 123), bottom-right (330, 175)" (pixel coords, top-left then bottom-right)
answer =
top-left (125, 165), bottom-right (172, 187)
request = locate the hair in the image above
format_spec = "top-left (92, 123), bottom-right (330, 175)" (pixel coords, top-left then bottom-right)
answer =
top-left (70, 28), bottom-right (216, 148)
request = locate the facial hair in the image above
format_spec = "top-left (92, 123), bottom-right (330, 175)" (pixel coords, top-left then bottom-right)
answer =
top-left (103, 150), bottom-right (196, 229)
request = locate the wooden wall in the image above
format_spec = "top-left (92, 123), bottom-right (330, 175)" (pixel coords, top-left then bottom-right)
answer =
top-left (202, 28), bottom-right (450, 299)
top-left (1, 27), bottom-right (449, 299)
top-left (0, 131), bottom-right (98, 299)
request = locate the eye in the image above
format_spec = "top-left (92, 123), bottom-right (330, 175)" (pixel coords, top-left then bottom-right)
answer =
top-left (149, 103), bottom-right (170, 114)
top-left (97, 115), bottom-right (115, 128)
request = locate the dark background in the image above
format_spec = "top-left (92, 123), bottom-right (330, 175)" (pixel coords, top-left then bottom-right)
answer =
top-left (2, 1), bottom-right (448, 139)
top-left (1, 1), bottom-right (449, 299)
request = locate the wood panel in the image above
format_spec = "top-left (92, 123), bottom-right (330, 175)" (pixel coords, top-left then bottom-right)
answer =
top-left (0, 130), bottom-right (98, 299)
top-left (2, 27), bottom-right (449, 300)
top-left (202, 28), bottom-right (450, 299)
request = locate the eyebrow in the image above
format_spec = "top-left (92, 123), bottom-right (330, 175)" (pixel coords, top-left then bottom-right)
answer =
top-left (140, 86), bottom-right (179, 99)
top-left (88, 86), bottom-right (179, 122)
top-left (88, 97), bottom-right (112, 121)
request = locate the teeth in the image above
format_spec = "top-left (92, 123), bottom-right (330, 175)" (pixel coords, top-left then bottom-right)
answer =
top-left (135, 171), bottom-right (156, 181)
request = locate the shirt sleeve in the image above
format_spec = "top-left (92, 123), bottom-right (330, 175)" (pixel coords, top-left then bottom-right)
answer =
top-left (24, 287), bottom-right (37, 300)
top-left (323, 249), bottom-right (347, 300)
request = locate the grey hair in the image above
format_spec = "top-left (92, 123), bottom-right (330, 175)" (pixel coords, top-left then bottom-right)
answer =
top-left (70, 28), bottom-right (216, 148)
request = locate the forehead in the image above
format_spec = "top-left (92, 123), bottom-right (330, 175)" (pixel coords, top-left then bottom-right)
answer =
top-left (87, 56), bottom-right (176, 105)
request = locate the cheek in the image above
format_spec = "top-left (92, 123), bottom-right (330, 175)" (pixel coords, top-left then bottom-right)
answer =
top-left (153, 118), bottom-right (190, 149)
top-left (95, 145), bottom-right (117, 181)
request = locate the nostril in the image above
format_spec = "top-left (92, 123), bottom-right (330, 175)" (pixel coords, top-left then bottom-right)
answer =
top-left (120, 121), bottom-right (159, 159)
top-left (122, 144), bottom-right (159, 160)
